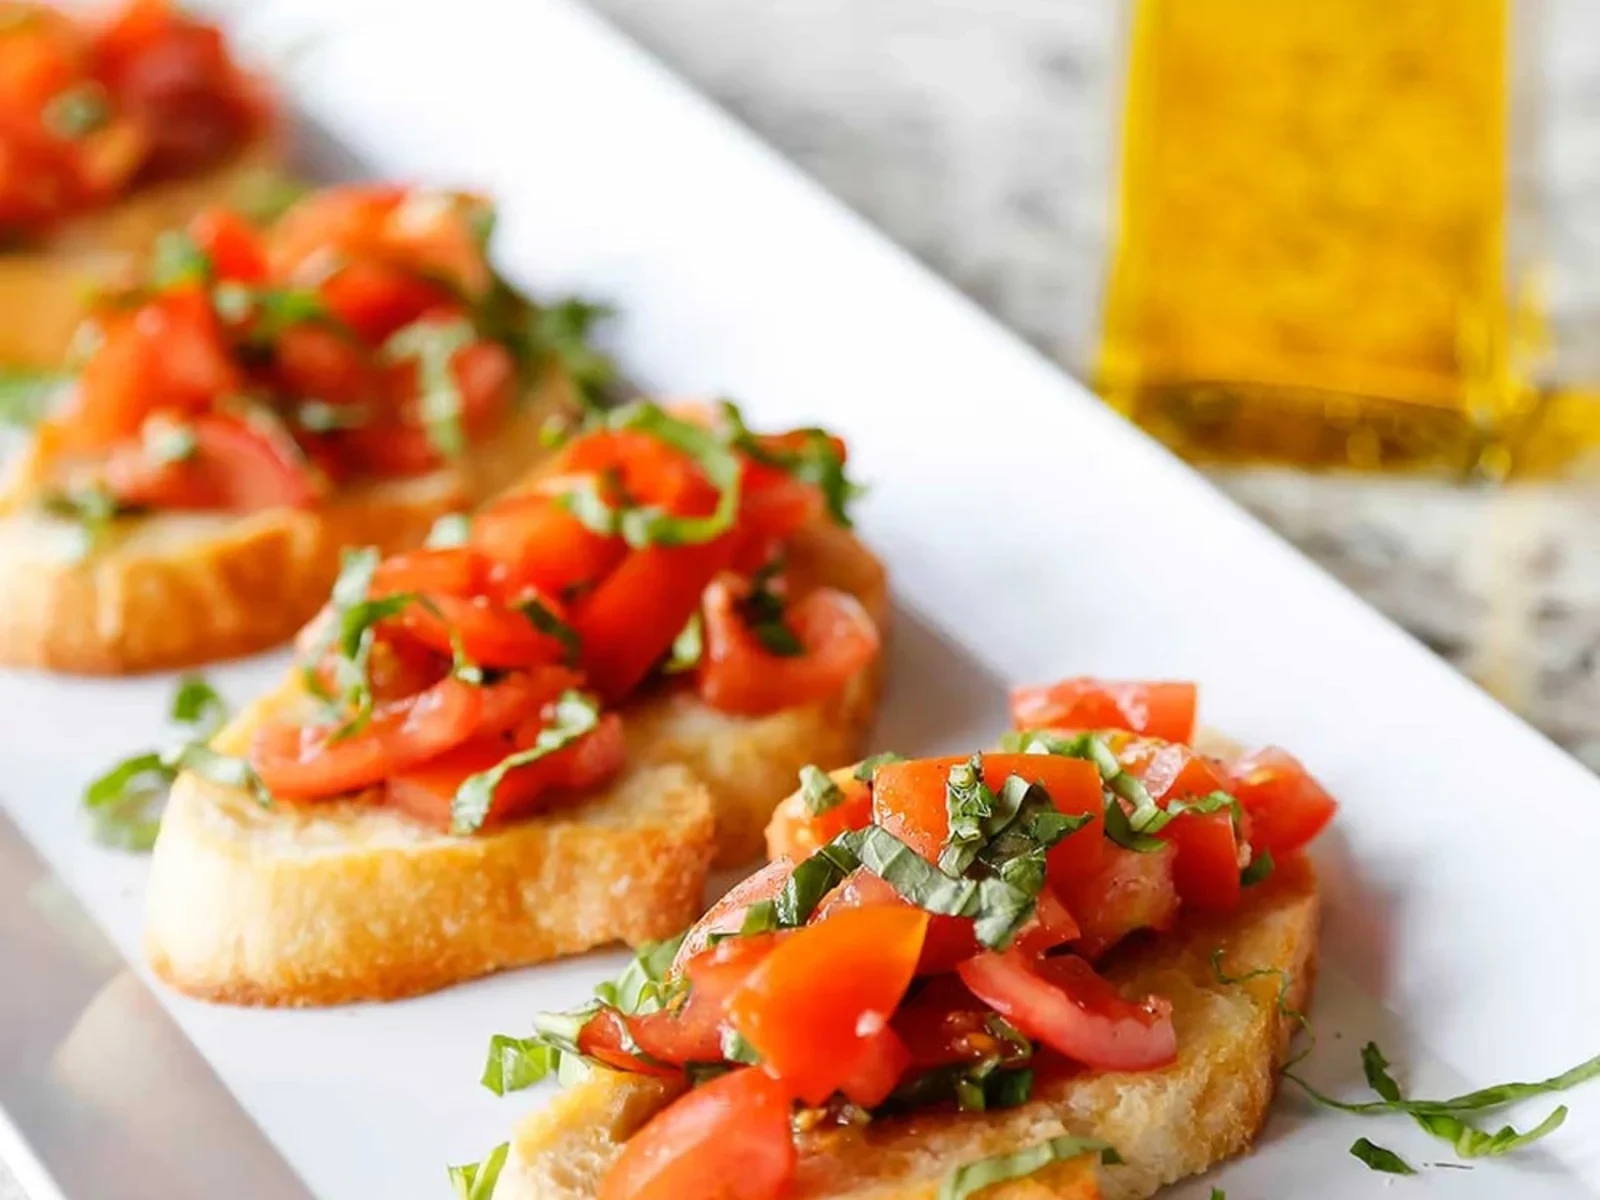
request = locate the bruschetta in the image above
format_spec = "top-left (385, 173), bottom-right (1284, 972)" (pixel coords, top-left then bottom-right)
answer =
top-left (143, 400), bottom-right (887, 1004)
top-left (0, 0), bottom-right (283, 368)
top-left (0, 183), bottom-right (583, 673)
top-left (489, 679), bottom-right (1336, 1200)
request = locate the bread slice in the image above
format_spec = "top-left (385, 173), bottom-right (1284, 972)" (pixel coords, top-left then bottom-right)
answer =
top-left (0, 136), bottom-right (283, 369)
top-left (624, 517), bottom-right (890, 866)
top-left (0, 366), bottom-right (574, 674)
top-left (144, 676), bottom-right (718, 1007)
top-left (496, 853), bottom-right (1319, 1200)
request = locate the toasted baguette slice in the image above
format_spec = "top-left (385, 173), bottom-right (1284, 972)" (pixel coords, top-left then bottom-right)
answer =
top-left (0, 368), bottom-right (573, 674)
top-left (624, 518), bottom-right (890, 866)
top-left (144, 677), bottom-right (718, 1007)
top-left (498, 852), bottom-right (1318, 1200)
top-left (0, 137), bottom-right (284, 369)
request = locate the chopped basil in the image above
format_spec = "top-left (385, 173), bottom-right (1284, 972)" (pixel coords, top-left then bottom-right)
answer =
top-left (1349, 1138), bottom-right (1416, 1175)
top-left (517, 597), bottom-right (582, 667)
top-left (938, 1137), bottom-right (1122, 1200)
top-left (714, 400), bottom-right (862, 527)
top-left (294, 399), bottom-right (370, 433)
top-left (605, 402), bottom-right (742, 549)
top-left (1101, 795), bottom-right (1166, 854)
top-left (773, 847), bottom-right (853, 926)
top-left (450, 691), bottom-right (601, 834)
top-left (554, 475), bottom-right (623, 537)
top-left (662, 613), bottom-right (703, 674)
top-left (0, 368), bottom-right (70, 427)
top-left (1240, 847), bottom-right (1275, 886)
top-left (593, 932), bottom-right (687, 1017)
top-left (41, 482), bottom-right (123, 560)
top-left (232, 172), bottom-right (310, 225)
top-left (739, 899), bottom-right (780, 936)
top-left (526, 297), bottom-right (618, 410)
top-left (149, 230), bottom-right (213, 290)
top-left (298, 547), bottom-right (401, 729)
top-left (939, 755), bottom-right (995, 874)
top-left (43, 82), bottom-right (110, 139)
top-left (425, 513), bottom-right (472, 548)
top-left (849, 825), bottom-right (978, 918)
top-left (799, 765), bottom-right (847, 816)
top-left (480, 1035), bottom-right (558, 1096)
top-left (142, 417), bottom-right (198, 467)
top-left (1212, 1191), bottom-right (1227, 1200)
top-left (738, 563), bottom-right (803, 657)
top-left (82, 675), bottom-right (257, 850)
top-left (383, 317), bottom-right (476, 459)
top-left (721, 1027), bottom-right (761, 1065)
top-left (447, 1142), bottom-right (508, 1200)
top-left (1211, 950), bottom-right (1314, 1068)
top-left (854, 751), bottom-right (906, 782)
top-left (221, 284), bottom-right (330, 342)
top-left (888, 1061), bottom-right (1033, 1115)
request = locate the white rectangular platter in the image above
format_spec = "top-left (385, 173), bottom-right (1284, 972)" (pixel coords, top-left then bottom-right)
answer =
top-left (4, 0), bottom-right (1600, 1196)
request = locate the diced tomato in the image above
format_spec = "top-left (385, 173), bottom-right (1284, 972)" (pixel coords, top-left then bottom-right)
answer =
top-left (63, 288), bottom-right (240, 449)
top-left (250, 675), bottom-right (486, 800)
top-left (1014, 885), bottom-right (1082, 956)
top-left (471, 493), bottom-right (626, 601)
top-left (1228, 747), bottom-right (1338, 859)
top-left (673, 859), bottom-right (795, 969)
top-left (362, 634), bottom-right (448, 703)
top-left (811, 868), bottom-right (979, 975)
top-left (317, 260), bottom-right (456, 345)
top-left (763, 775), bottom-right (873, 862)
top-left (371, 546), bottom-right (483, 597)
top-left (1119, 739), bottom-right (1228, 803)
top-left (1057, 843), bottom-right (1180, 960)
top-left (697, 580), bottom-right (879, 717)
top-left (271, 325), bottom-right (375, 412)
top-left (837, 1024), bottom-right (911, 1108)
top-left (102, 412), bottom-right (318, 512)
top-left (739, 460), bottom-right (824, 545)
top-left (596, 1067), bottom-right (796, 1200)
top-left (268, 184), bottom-right (405, 280)
top-left (572, 536), bottom-right (738, 703)
top-left (393, 592), bottom-right (572, 670)
top-left (958, 950), bottom-right (1177, 1072)
top-left (1119, 740), bottom-right (1242, 912)
top-left (386, 709), bottom-right (624, 830)
top-left (555, 430), bottom-right (720, 520)
top-left (1010, 679), bottom-right (1198, 745)
top-left (871, 754), bottom-right (1105, 884)
top-left (188, 206), bottom-right (266, 282)
top-left (727, 905), bottom-right (928, 1105)
top-left (575, 1009), bottom-right (682, 1079)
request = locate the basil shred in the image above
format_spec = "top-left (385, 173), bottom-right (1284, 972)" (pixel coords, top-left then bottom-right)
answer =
top-left (446, 1142), bottom-right (508, 1200)
top-left (938, 1137), bottom-right (1123, 1200)
top-left (82, 675), bottom-right (263, 851)
top-left (798, 764), bottom-right (847, 816)
top-left (450, 691), bottom-right (600, 835)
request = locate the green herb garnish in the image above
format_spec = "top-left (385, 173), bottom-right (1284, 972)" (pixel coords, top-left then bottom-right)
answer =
top-left (0, 367), bottom-right (70, 427)
top-left (1240, 847), bottom-right (1275, 886)
top-left (149, 230), bottom-right (212, 290)
top-left (447, 1142), bottom-right (508, 1200)
top-left (41, 482), bottom-right (123, 560)
top-left (738, 560), bottom-right (803, 657)
top-left (425, 513), bottom-right (472, 548)
top-left (383, 317), bottom-right (476, 459)
top-left (451, 691), bottom-right (601, 834)
top-left (518, 596), bottom-right (582, 667)
top-left (526, 297), bottom-right (618, 410)
top-left (799, 765), bottom-right (846, 816)
top-left (1349, 1137), bottom-right (1417, 1175)
top-left (853, 752), bottom-right (906, 782)
top-left (662, 613), bottom-right (703, 674)
top-left (43, 83), bottom-right (110, 139)
top-left (939, 1137), bottom-right (1122, 1200)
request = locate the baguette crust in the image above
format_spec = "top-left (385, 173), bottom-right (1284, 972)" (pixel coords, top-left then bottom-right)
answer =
top-left (0, 136), bottom-right (284, 368)
top-left (0, 368), bottom-right (574, 674)
top-left (499, 855), bottom-right (1319, 1200)
top-left (145, 679), bottom-right (718, 1007)
top-left (624, 518), bottom-right (890, 865)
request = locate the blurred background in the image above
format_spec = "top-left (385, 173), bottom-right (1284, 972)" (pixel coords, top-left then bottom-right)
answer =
top-left (589, 0), bottom-right (1600, 769)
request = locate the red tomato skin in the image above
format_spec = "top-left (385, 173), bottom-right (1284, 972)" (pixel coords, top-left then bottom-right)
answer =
top-left (317, 260), bottom-right (454, 344)
top-left (1229, 747), bottom-right (1338, 859)
top-left (870, 754), bottom-right (1105, 882)
top-left (838, 1024), bottom-right (912, 1108)
top-left (727, 905), bottom-right (929, 1105)
top-left (763, 777), bottom-right (873, 862)
top-left (958, 950), bottom-right (1177, 1072)
top-left (371, 546), bottom-right (483, 597)
top-left (697, 580), bottom-right (880, 717)
top-left (673, 859), bottom-right (795, 970)
top-left (596, 1067), bottom-right (796, 1200)
top-left (1119, 740), bottom-right (1242, 912)
top-left (811, 869), bottom-right (980, 975)
top-left (571, 535), bottom-right (738, 704)
top-left (103, 413), bottom-right (318, 512)
top-left (1058, 843), bottom-right (1180, 960)
top-left (471, 494), bottom-right (625, 600)
top-left (1010, 679), bottom-right (1198, 745)
top-left (188, 207), bottom-right (267, 282)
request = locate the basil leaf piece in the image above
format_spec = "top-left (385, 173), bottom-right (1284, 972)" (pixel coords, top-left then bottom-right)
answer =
top-left (150, 230), bottom-right (213, 290)
top-left (605, 402), bottom-right (742, 549)
top-left (294, 399), bottom-right (370, 433)
top-left (721, 1028), bottom-right (761, 1066)
top-left (167, 743), bottom-right (269, 806)
top-left (232, 171), bottom-right (310, 225)
top-left (939, 754), bottom-right (995, 874)
top-left (1349, 1138), bottom-right (1417, 1175)
top-left (41, 483), bottom-right (123, 560)
top-left (799, 765), bottom-right (847, 817)
top-left (43, 82), bottom-right (110, 139)
top-left (170, 675), bottom-right (228, 736)
top-left (447, 1142), bottom-right (508, 1200)
top-left (738, 564), bottom-right (804, 658)
top-left (939, 1137), bottom-right (1123, 1200)
top-left (850, 825), bottom-right (978, 918)
top-left (739, 899), bottom-right (780, 936)
top-left (662, 613), bottom-right (703, 674)
top-left (518, 597), bottom-right (582, 667)
top-left (383, 317), bottom-right (476, 459)
top-left (426, 513), bottom-right (472, 548)
top-left (594, 931), bottom-right (688, 1017)
top-left (554, 475), bottom-right (623, 537)
top-left (451, 691), bottom-right (601, 834)
top-left (1211, 1190), bottom-right (1227, 1199)
top-left (715, 400), bottom-right (862, 527)
top-left (1211, 950), bottom-right (1315, 1068)
top-left (774, 845), bottom-right (854, 926)
top-left (526, 297), bottom-right (618, 410)
top-left (0, 367), bottom-right (71, 427)
top-left (480, 1034), bottom-right (558, 1096)
top-left (1240, 847), bottom-right (1275, 887)
top-left (82, 752), bottom-right (172, 852)
top-left (854, 751), bottom-right (906, 782)
top-left (1102, 793), bottom-right (1166, 854)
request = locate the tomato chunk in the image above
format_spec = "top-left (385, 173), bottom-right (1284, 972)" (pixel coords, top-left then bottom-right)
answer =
top-left (727, 905), bottom-right (928, 1105)
top-left (597, 1067), bottom-right (796, 1200)
top-left (1011, 679), bottom-right (1198, 745)
top-left (811, 869), bottom-right (979, 975)
top-left (697, 580), bottom-right (879, 717)
top-left (958, 950), bottom-right (1177, 1072)
top-left (837, 1024), bottom-right (911, 1107)
top-left (871, 754), bottom-right (1105, 883)
top-left (472, 493), bottom-right (626, 600)
top-left (1120, 740), bottom-right (1242, 912)
top-left (673, 859), bottom-right (795, 969)
top-left (1228, 747), bottom-right (1338, 859)
top-left (763, 775), bottom-right (873, 862)
top-left (188, 207), bottom-right (267, 283)
top-left (1057, 843), bottom-right (1180, 960)
top-left (103, 413), bottom-right (318, 512)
